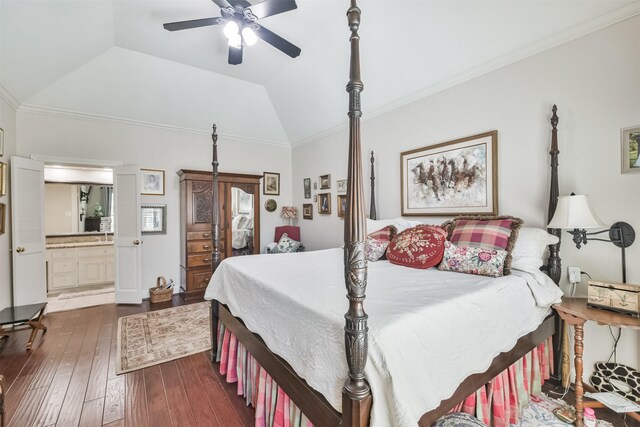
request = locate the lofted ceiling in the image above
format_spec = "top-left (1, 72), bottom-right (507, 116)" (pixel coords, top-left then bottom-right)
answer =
top-left (1, 0), bottom-right (639, 144)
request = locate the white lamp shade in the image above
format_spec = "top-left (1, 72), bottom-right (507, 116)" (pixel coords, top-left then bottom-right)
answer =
top-left (547, 195), bottom-right (605, 229)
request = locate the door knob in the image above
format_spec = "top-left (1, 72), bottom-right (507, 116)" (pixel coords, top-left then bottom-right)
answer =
top-left (133, 240), bottom-right (140, 245)
top-left (16, 247), bottom-right (25, 253)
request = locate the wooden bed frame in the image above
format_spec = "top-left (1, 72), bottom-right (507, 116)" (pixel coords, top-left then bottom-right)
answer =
top-left (208, 1), bottom-right (564, 425)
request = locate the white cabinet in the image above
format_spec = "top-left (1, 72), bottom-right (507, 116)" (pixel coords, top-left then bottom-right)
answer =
top-left (48, 248), bottom-right (78, 291)
top-left (46, 245), bottom-right (115, 292)
top-left (78, 247), bottom-right (107, 285)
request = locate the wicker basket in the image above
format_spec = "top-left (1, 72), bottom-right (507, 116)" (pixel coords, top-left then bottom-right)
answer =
top-left (149, 276), bottom-right (173, 303)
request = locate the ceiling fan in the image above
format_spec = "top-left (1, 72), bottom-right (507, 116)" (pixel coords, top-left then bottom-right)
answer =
top-left (163, 0), bottom-right (301, 65)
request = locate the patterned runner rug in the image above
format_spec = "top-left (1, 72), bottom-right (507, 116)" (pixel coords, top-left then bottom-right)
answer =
top-left (116, 302), bottom-right (211, 374)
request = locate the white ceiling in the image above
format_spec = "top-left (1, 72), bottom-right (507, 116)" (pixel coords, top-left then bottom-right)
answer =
top-left (2, 0), bottom-right (639, 144)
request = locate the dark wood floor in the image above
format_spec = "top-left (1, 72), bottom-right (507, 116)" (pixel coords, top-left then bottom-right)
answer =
top-left (1, 298), bottom-right (637, 427)
top-left (0, 297), bottom-right (254, 427)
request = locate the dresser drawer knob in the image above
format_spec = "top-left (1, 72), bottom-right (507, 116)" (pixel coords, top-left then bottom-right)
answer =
top-left (202, 233), bottom-right (211, 238)
top-left (203, 245), bottom-right (211, 249)
top-left (203, 258), bottom-right (211, 263)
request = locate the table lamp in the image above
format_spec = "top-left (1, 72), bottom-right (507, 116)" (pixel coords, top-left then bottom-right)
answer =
top-left (281, 206), bottom-right (297, 226)
top-left (548, 194), bottom-right (635, 283)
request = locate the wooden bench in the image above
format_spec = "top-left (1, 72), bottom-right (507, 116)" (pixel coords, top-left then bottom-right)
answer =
top-left (0, 302), bottom-right (48, 351)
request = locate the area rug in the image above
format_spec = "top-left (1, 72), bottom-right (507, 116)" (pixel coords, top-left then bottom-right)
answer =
top-left (116, 302), bottom-right (211, 374)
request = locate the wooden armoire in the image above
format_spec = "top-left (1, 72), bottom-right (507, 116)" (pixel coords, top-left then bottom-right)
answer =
top-left (178, 169), bottom-right (261, 301)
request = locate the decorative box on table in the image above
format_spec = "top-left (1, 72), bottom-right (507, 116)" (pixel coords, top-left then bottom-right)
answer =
top-left (587, 280), bottom-right (640, 317)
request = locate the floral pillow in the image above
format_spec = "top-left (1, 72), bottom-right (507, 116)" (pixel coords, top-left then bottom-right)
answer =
top-left (438, 241), bottom-right (507, 277)
top-left (365, 225), bottom-right (397, 261)
top-left (386, 225), bottom-right (446, 269)
top-left (275, 233), bottom-right (301, 253)
top-left (366, 237), bottom-right (389, 262)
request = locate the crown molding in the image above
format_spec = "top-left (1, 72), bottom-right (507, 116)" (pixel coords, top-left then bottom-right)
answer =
top-left (0, 83), bottom-right (20, 110)
top-left (18, 104), bottom-right (290, 148)
top-left (292, 3), bottom-right (640, 148)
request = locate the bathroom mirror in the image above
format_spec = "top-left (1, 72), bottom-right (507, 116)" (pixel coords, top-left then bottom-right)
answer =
top-left (45, 183), bottom-right (114, 235)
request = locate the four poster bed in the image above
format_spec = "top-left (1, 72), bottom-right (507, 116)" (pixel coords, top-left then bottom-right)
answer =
top-left (205, 1), bottom-right (565, 425)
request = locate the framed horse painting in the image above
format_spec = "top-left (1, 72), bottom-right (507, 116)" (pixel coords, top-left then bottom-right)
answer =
top-left (400, 131), bottom-right (498, 216)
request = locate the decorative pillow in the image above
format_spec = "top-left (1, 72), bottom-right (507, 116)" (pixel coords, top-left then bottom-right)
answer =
top-left (441, 215), bottom-right (523, 275)
top-left (511, 227), bottom-right (560, 269)
top-left (386, 225), bottom-right (446, 269)
top-left (366, 237), bottom-right (390, 262)
top-left (275, 233), bottom-right (301, 253)
top-left (433, 412), bottom-right (486, 427)
top-left (438, 241), bottom-right (507, 277)
top-left (367, 217), bottom-right (413, 234)
top-left (365, 225), bottom-right (397, 261)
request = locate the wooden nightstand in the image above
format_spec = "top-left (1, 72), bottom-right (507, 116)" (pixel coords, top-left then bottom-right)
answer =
top-left (553, 298), bottom-right (640, 426)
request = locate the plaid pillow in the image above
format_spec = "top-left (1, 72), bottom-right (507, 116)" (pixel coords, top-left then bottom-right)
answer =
top-left (368, 225), bottom-right (397, 242)
top-left (441, 215), bottom-right (523, 275)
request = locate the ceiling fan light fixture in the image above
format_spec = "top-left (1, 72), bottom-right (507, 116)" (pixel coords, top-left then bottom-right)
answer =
top-left (242, 27), bottom-right (257, 46)
top-left (227, 33), bottom-right (242, 48)
top-left (223, 20), bottom-right (240, 40)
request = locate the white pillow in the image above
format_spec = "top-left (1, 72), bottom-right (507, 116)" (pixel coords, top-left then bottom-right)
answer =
top-left (511, 227), bottom-right (560, 269)
top-left (366, 217), bottom-right (413, 234)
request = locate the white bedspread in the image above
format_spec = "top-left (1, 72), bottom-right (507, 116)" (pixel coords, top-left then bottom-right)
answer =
top-left (205, 249), bottom-right (562, 426)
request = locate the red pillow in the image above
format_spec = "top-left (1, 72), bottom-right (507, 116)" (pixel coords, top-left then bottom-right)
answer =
top-left (386, 225), bottom-right (446, 269)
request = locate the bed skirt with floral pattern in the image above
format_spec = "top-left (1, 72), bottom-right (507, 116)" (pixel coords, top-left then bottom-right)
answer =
top-left (215, 321), bottom-right (552, 427)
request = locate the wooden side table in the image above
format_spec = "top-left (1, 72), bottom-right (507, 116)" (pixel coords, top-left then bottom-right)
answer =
top-left (553, 298), bottom-right (640, 427)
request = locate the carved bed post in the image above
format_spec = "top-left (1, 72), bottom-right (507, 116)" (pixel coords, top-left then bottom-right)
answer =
top-left (342, 1), bottom-right (372, 426)
top-left (545, 105), bottom-right (565, 383)
top-left (211, 124), bottom-right (221, 360)
top-left (369, 151), bottom-right (376, 220)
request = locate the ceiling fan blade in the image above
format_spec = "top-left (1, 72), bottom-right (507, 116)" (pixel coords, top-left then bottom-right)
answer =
top-left (254, 24), bottom-right (301, 58)
top-left (210, 0), bottom-right (234, 10)
top-left (228, 44), bottom-right (243, 65)
top-left (247, 0), bottom-right (297, 20)
top-left (163, 17), bottom-right (223, 31)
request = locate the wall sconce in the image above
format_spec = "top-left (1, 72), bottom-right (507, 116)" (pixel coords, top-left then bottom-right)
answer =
top-left (548, 194), bottom-right (636, 283)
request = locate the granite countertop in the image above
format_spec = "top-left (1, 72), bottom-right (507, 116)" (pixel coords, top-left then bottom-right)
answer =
top-left (46, 241), bottom-right (114, 249)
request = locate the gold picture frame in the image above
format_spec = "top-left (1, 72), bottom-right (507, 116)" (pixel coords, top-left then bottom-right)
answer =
top-left (0, 162), bottom-right (6, 197)
top-left (303, 203), bottom-right (313, 220)
top-left (0, 203), bottom-right (5, 235)
top-left (400, 131), bottom-right (498, 216)
top-left (318, 193), bottom-right (331, 214)
top-left (337, 195), bottom-right (347, 218)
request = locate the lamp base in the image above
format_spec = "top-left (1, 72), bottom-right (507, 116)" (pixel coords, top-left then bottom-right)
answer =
top-left (610, 222), bottom-right (635, 248)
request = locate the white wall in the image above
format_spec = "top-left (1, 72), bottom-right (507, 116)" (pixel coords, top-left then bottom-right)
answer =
top-left (293, 16), bottom-right (639, 378)
top-left (17, 111), bottom-right (292, 297)
top-left (0, 96), bottom-right (17, 311)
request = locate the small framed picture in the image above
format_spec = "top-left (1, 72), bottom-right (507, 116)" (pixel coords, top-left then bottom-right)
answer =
top-left (318, 193), bottom-right (331, 214)
top-left (263, 172), bottom-right (280, 195)
top-left (0, 127), bottom-right (4, 157)
top-left (303, 203), bottom-right (313, 220)
top-left (0, 162), bottom-right (6, 197)
top-left (313, 182), bottom-right (317, 190)
top-left (320, 174), bottom-right (331, 190)
top-left (141, 204), bottom-right (167, 234)
top-left (0, 203), bottom-right (5, 235)
top-left (141, 169), bottom-right (165, 195)
top-left (313, 195), bottom-right (317, 202)
top-left (337, 179), bottom-right (347, 193)
top-left (303, 178), bottom-right (311, 199)
top-left (337, 195), bottom-right (347, 218)
top-left (621, 126), bottom-right (640, 174)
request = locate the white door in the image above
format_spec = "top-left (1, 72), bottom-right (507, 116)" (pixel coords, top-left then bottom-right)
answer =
top-left (11, 157), bottom-right (47, 306)
top-left (113, 166), bottom-right (142, 304)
